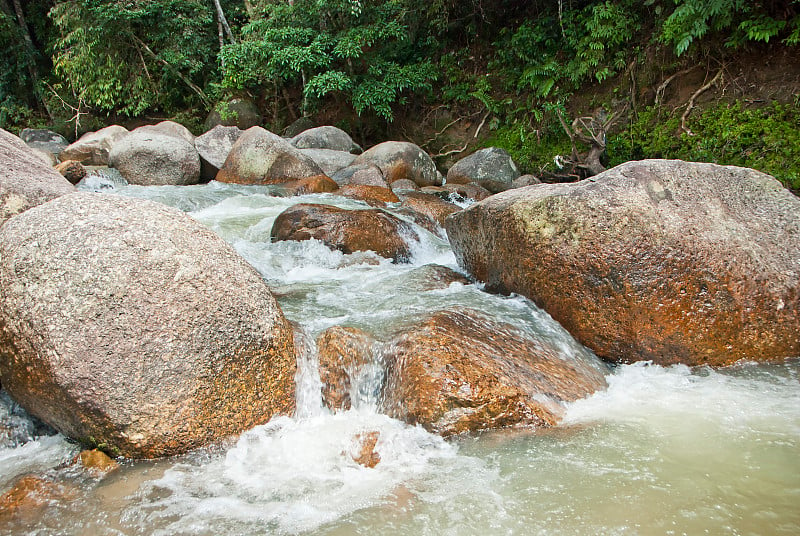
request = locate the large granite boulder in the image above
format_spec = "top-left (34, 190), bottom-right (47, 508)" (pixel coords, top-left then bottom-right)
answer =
top-left (446, 160), bottom-right (800, 366)
top-left (59, 125), bottom-right (129, 165)
top-left (0, 129), bottom-right (74, 226)
top-left (399, 191), bottom-right (460, 228)
top-left (216, 127), bottom-right (324, 185)
top-left (109, 130), bottom-right (201, 185)
top-left (271, 203), bottom-right (419, 262)
top-left (446, 147), bottom-right (520, 193)
top-left (135, 121), bottom-right (195, 144)
top-left (331, 163), bottom-right (389, 188)
top-left (336, 184), bottom-right (400, 206)
top-left (19, 129), bottom-right (68, 159)
top-left (0, 193), bottom-right (296, 458)
top-left (204, 97), bottom-right (262, 131)
top-left (291, 126), bottom-right (362, 154)
top-left (352, 141), bottom-right (440, 187)
top-left (298, 148), bottom-right (356, 176)
top-left (381, 308), bottom-right (608, 435)
top-left (195, 125), bottom-right (243, 181)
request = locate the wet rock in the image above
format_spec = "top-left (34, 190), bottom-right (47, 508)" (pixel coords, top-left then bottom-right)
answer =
top-left (20, 128), bottom-right (68, 158)
top-left (109, 130), bottom-right (200, 186)
top-left (59, 125), bottom-right (129, 165)
top-left (350, 431), bottom-right (381, 468)
top-left (135, 120), bottom-right (195, 144)
top-left (298, 148), bottom-right (356, 176)
top-left (271, 203), bottom-right (419, 262)
top-left (332, 163), bottom-right (389, 188)
top-left (336, 184), bottom-right (400, 206)
top-left (282, 175), bottom-right (339, 196)
top-left (0, 128), bottom-right (74, 227)
top-left (55, 160), bottom-right (86, 185)
top-left (511, 174), bottom-right (542, 189)
top-left (399, 191), bottom-right (460, 228)
top-left (204, 97), bottom-right (262, 131)
top-left (446, 147), bottom-right (520, 193)
top-left (442, 182), bottom-right (492, 201)
top-left (292, 126), bottom-right (362, 154)
top-left (317, 326), bottom-right (377, 411)
top-left (390, 179), bottom-right (420, 192)
top-left (403, 264), bottom-right (470, 291)
top-left (0, 476), bottom-right (71, 522)
top-left (446, 159), bottom-right (800, 366)
top-left (78, 449), bottom-right (119, 475)
top-left (195, 125), bottom-right (243, 181)
top-left (382, 308), bottom-right (608, 435)
top-left (216, 126), bottom-right (323, 185)
top-left (352, 141), bottom-right (440, 187)
top-left (0, 193), bottom-right (296, 458)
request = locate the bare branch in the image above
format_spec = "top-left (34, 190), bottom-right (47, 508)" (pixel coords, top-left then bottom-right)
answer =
top-left (681, 67), bottom-right (725, 136)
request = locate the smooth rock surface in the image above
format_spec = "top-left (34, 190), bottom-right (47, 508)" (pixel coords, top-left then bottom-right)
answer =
top-left (135, 121), bottom-right (195, 144)
top-left (336, 184), bottom-right (400, 206)
top-left (353, 141), bottom-right (440, 187)
top-left (446, 159), bottom-right (800, 366)
top-left (59, 125), bottom-right (129, 165)
top-left (292, 126), bottom-right (362, 154)
top-left (0, 193), bottom-right (296, 458)
top-left (195, 125), bottom-right (244, 181)
top-left (109, 130), bottom-right (201, 186)
top-left (204, 97), bottom-right (262, 131)
top-left (298, 148), bottom-right (356, 176)
top-left (332, 163), bottom-right (389, 188)
top-left (20, 129), bottom-right (68, 157)
top-left (446, 147), bottom-right (520, 193)
top-left (317, 326), bottom-right (377, 411)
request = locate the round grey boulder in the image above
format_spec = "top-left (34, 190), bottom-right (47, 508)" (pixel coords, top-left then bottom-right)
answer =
top-left (195, 125), bottom-right (244, 181)
top-left (447, 147), bottom-right (520, 193)
top-left (0, 193), bottom-right (296, 458)
top-left (19, 129), bottom-right (69, 158)
top-left (352, 141), bottom-right (440, 187)
top-left (109, 130), bottom-right (201, 185)
top-left (59, 125), bottom-right (130, 166)
top-left (298, 148), bottom-right (356, 176)
top-left (204, 98), bottom-right (262, 131)
top-left (291, 126), bottom-right (362, 154)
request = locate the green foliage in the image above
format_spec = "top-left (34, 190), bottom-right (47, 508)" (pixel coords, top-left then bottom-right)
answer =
top-left (0, 11), bottom-right (35, 129)
top-left (608, 101), bottom-right (800, 189)
top-left (50, 0), bottom-right (220, 116)
top-left (221, 0), bottom-right (437, 121)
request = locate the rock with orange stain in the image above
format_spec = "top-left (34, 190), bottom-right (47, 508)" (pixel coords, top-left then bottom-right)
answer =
top-left (336, 184), bottom-right (400, 206)
top-left (54, 160), bottom-right (86, 185)
top-left (352, 142), bottom-right (440, 187)
top-left (381, 308), bottom-right (608, 436)
top-left (350, 431), bottom-right (381, 468)
top-left (447, 159), bottom-right (800, 366)
top-left (78, 449), bottom-right (119, 475)
top-left (0, 476), bottom-right (72, 522)
top-left (271, 203), bottom-right (418, 262)
top-left (282, 175), bottom-right (339, 196)
top-left (317, 326), bottom-right (376, 411)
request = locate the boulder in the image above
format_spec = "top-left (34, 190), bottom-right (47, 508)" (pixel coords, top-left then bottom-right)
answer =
top-left (402, 264), bottom-right (470, 291)
top-left (512, 174), bottom-right (542, 189)
top-left (78, 449), bottom-right (119, 475)
top-left (19, 129), bottom-right (68, 158)
top-left (282, 116), bottom-right (316, 138)
top-left (55, 160), bottom-right (86, 185)
top-left (0, 193), bottom-right (296, 458)
top-left (0, 128), bottom-right (74, 226)
top-left (271, 203), bottom-right (419, 262)
top-left (332, 163), bottom-right (389, 188)
top-left (442, 182), bottom-right (492, 202)
top-left (352, 141), bottom-right (440, 187)
top-left (216, 126), bottom-right (324, 185)
top-left (291, 126), bottom-right (362, 154)
top-left (446, 147), bottom-right (520, 193)
top-left (391, 179), bottom-right (420, 192)
top-left (195, 125), bottom-right (243, 181)
top-left (317, 326), bottom-right (377, 411)
top-left (109, 130), bottom-right (201, 186)
top-left (381, 308), bottom-right (608, 435)
top-left (446, 160), bottom-right (800, 366)
top-left (204, 97), bottom-right (262, 131)
top-left (59, 125), bottom-right (129, 165)
top-left (0, 476), bottom-right (72, 522)
top-left (135, 121), bottom-right (195, 144)
top-left (336, 184), bottom-right (400, 206)
top-left (298, 148), bottom-right (356, 176)
top-left (399, 191), bottom-right (460, 228)
top-left (281, 175), bottom-right (339, 196)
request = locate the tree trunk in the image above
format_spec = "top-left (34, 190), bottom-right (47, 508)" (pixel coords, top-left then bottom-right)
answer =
top-left (212, 0), bottom-right (236, 43)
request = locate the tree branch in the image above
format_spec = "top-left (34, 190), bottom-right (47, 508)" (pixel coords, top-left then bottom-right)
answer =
top-left (681, 67), bottom-right (725, 136)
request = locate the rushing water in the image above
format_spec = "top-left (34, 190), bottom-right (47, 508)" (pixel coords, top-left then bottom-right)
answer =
top-left (1, 179), bottom-right (798, 535)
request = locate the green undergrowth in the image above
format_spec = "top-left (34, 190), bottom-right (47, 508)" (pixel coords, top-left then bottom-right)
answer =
top-left (608, 101), bottom-right (800, 190)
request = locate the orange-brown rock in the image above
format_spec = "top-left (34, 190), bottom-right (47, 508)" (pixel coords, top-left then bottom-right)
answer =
top-left (352, 141), bottom-right (440, 187)
top-left (317, 326), bottom-right (376, 411)
top-left (381, 308), bottom-right (608, 435)
top-left (284, 174), bottom-right (339, 195)
top-left (350, 431), bottom-right (381, 468)
top-left (0, 476), bottom-right (71, 522)
top-left (336, 184), bottom-right (400, 206)
top-left (403, 264), bottom-right (470, 291)
top-left (78, 449), bottom-right (119, 475)
top-left (55, 160), bottom-right (87, 185)
top-left (271, 203), bottom-right (419, 262)
top-left (446, 160), bottom-right (800, 366)
top-left (442, 182), bottom-right (492, 201)
top-left (397, 191), bottom-right (460, 236)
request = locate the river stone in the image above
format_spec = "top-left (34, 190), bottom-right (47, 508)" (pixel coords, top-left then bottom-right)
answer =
top-left (512, 174), bottom-right (542, 189)
top-left (292, 126), bottom-right (362, 154)
top-left (109, 130), bottom-right (201, 186)
top-left (280, 175), bottom-right (339, 196)
top-left (298, 148), bottom-right (356, 176)
top-left (195, 125), bottom-right (243, 181)
top-left (446, 147), bottom-right (520, 193)
top-left (446, 159), bottom-right (800, 366)
top-left (19, 129), bottom-right (69, 158)
top-left (442, 182), bottom-right (492, 201)
top-left (271, 203), bottom-right (419, 262)
top-left (402, 264), bottom-right (470, 291)
top-left (317, 326), bottom-right (377, 411)
top-left (391, 179), bottom-right (420, 192)
top-left (399, 191), bottom-right (460, 228)
top-left (381, 308), bottom-right (608, 435)
top-left (216, 126), bottom-right (324, 185)
top-left (352, 141), bottom-right (440, 187)
top-left (204, 97), bottom-right (262, 131)
top-left (332, 163), bottom-right (389, 188)
top-left (59, 125), bottom-right (129, 165)
top-left (135, 121), bottom-right (195, 144)
top-left (0, 128), bottom-right (74, 226)
top-left (0, 193), bottom-right (296, 458)
top-left (336, 185), bottom-right (400, 206)
top-left (55, 160), bottom-right (87, 185)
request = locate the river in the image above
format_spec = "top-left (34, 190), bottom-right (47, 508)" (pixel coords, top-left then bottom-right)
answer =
top-left (1, 177), bottom-right (798, 535)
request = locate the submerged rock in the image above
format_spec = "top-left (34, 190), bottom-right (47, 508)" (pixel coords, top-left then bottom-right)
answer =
top-left (352, 141), bottom-right (440, 187)
top-left (109, 130), bottom-right (200, 186)
top-left (446, 159), bottom-right (800, 366)
top-left (0, 128), bottom-right (74, 226)
top-left (216, 126), bottom-right (323, 185)
top-left (59, 125), bottom-right (129, 165)
top-left (381, 308), bottom-right (608, 435)
top-left (350, 431), bottom-right (381, 468)
top-left (0, 193), bottom-right (296, 458)
top-left (317, 326), bottom-right (377, 411)
top-left (78, 449), bottom-right (119, 475)
top-left (271, 203), bottom-right (419, 262)
top-left (0, 476), bottom-right (73, 522)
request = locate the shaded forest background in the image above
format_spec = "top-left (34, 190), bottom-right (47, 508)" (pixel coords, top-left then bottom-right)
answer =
top-left (1, 0), bottom-right (799, 189)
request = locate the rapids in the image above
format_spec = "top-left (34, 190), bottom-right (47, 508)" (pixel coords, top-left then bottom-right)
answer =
top-left (1, 180), bottom-right (798, 535)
